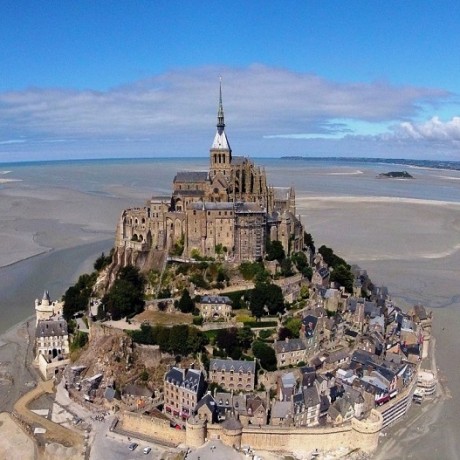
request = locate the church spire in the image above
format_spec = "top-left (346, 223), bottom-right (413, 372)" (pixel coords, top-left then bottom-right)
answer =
top-left (217, 77), bottom-right (225, 134)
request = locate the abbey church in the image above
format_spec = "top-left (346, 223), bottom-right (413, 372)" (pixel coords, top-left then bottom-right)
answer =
top-left (114, 84), bottom-right (304, 267)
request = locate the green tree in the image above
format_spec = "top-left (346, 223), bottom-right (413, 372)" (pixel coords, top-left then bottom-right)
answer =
top-left (168, 324), bottom-right (189, 355)
top-left (63, 272), bottom-right (97, 320)
top-left (70, 331), bottom-right (88, 352)
top-left (318, 245), bottom-right (349, 269)
top-left (250, 282), bottom-right (284, 317)
top-left (304, 232), bottom-right (315, 252)
top-left (103, 265), bottom-right (145, 320)
top-left (178, 289), bottom-right (194, 313)
top-left (216, 328), bottom-right (238, 353)
top-left (252, 341), bottom-right (277, 371)
top-left (330, 264), bottom-right (355, 293)
top-left (280, 258), bottom-right (294, 277)
top-left (284, 317), bottom-right (301, 338)
top-left (94, 252), bottom-right (112, 271)
top-left (236, 327), bottom-right (254, 350)
top-left (266, 240), bottom-right (285, 262)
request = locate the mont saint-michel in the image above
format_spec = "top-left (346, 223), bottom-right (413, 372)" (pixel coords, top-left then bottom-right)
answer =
top-left (2, 90), bottom-right (443, 460)
top-left (113, 83), bottom-right (303, 270)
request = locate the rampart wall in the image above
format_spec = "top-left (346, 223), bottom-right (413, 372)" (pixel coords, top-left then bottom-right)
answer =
top-left (118, 409), bottom-right (383, 456)
top-left (119, 411), bottom-right (186, 446)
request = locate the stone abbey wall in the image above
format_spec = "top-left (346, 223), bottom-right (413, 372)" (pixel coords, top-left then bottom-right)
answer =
top-left (119, 409), bottom-right (382, 455)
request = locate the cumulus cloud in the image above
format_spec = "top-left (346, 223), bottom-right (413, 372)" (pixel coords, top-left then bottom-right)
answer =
top-left (394, 116), bottom-right (460, 142)
top-left (0, 64), bottom-right (455, 159)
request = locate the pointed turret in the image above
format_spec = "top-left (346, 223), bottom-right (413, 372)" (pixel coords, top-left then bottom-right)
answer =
top-left (217, 78), bottom-right (225, 135)
top-left (210, 79), bottom-right (232, 179)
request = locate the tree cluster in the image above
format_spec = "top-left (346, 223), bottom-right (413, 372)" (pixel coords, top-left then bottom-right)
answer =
top-left (214, 327), bottom-right (254, 360)
top-left (63, 272), bottom-right (97, 321)
top-left (318, 245), bottom-right (354, 293)
top-left (248, 281), bottom-right (284, 318)
top-left (102, 265), bottom-right (146, 320)
top-left (252, 340), bottom-right (277, 371)
top-left (129, 323), bottom-right (208, 356)
top-left (93, 251), bottom-right (113, 271)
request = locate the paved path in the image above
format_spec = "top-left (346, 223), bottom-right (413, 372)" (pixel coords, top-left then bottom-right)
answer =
top-left (13, 379), bottom-right (84, 451)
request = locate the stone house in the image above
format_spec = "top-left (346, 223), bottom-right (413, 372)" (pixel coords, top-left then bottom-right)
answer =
top-left (273, 338), bottom-right (307, 368)
top-left (209, 358), bottom-right (256, 391)
top-left (198, 295), bottom-right (233, 321)
top-left (270, 400), bottom-right (294, 426)
top-left (35, 320), bottom-right (69, 361)
top-left (164, 367), bottom-right (206, 420)
top-left (293, 386), bottom-right (320, 427)
top-left (300, 315), bottom-right (320, 356)
top-left (195, 393), bottom-right (218, 422)
top-left (277, 372), bottom-right (297, 401)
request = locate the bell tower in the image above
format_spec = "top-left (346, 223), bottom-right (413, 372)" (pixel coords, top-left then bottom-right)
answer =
top-left (210, 79), bottom-right (232, 179)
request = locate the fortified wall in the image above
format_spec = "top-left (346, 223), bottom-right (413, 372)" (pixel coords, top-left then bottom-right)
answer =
top-left (119, 409), bottom-right (383, 455)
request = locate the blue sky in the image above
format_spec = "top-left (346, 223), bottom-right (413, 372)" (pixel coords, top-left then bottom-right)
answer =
top-left (1, 1), bottom-right (460, 162)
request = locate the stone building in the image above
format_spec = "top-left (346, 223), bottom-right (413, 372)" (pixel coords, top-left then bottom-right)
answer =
top-left (35, 320), bottom-right (69, 360)
top-left (34, 290), bottom-right (70, 379)
top-left (273, 338), bottom-right (307, 368)
top-left (164, 367), bottom-right (206, 421)
top-left (209, 358), bottom-right (256, 391)
top-left (198, 295), bottom-right (233, 321)
top-left (35, 290), bottom-right (64, 326)
top-left (114, 83), bottom-right (304, 268)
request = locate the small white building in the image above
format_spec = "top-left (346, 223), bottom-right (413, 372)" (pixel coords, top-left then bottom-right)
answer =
top-left (35, 290), bottom-right (64, 325)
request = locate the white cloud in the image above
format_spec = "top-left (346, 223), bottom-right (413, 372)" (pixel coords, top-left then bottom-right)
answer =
top-left (395, 116), bottom-right (460, 142)
top-left (0, 64), bottom-right (455, 160)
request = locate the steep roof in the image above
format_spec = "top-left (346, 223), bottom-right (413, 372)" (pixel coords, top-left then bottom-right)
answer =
top-left (200, 295), bottom-right (232, 305)
top-left (210, 358), bottom-right (256, 374)
top-left (173, 171), bottom-right (208, 183)
top-left (274, 338), bottom-right (306, 354)
top-left (36, 320), bottom-right (68, 338)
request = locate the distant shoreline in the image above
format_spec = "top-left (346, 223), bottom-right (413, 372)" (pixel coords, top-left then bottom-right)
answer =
top-left (1, 155), bottom-right (460, 172)
top-left (281, 156), bottom-right (460, 172)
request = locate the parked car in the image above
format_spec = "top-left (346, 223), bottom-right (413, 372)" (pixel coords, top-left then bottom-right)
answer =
top-left (143, 446), bottom-right (151, 454)
top-left (128, 443), bottom-right (138, 451)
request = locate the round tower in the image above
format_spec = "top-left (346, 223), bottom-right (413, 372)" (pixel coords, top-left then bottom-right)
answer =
top-left (186, 416), bottom-right (206, 448)
top-left (221, 416), bottom-right (243, 449)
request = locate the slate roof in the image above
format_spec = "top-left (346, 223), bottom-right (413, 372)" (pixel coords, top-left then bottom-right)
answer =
top-left (210, 358), bottom-right (256, 374)
top-left (173, 171), bottom-right (208, 183)
top-left (200, 295), bottom-right (232, 305)
top-left (271, 400), bottom-right (293, 419)
top-left (165, 367), bottom-right (206, 395)
top-left (274, 338), bottom-right (306, 354)
top-left (351, 349), bottom-right (378, 366)
top-left (302, 315), bottom-right (318, 337)
top-left (189, 201), bottom-right (234, 211)
top-left (173, 189), bottom-right (204, 197)
top-left (303, 386), bottom-right (320, 408)
top-left (281, 372), bottom-right (297, 388)
top-left (325, 349), bottom-right (349, 364)
top-left (234, 202), bottom-right (266, 213)
top-left (195, 393), bottom-right (217, 419)
top-left (36, 320), bottom-right (68, 338)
